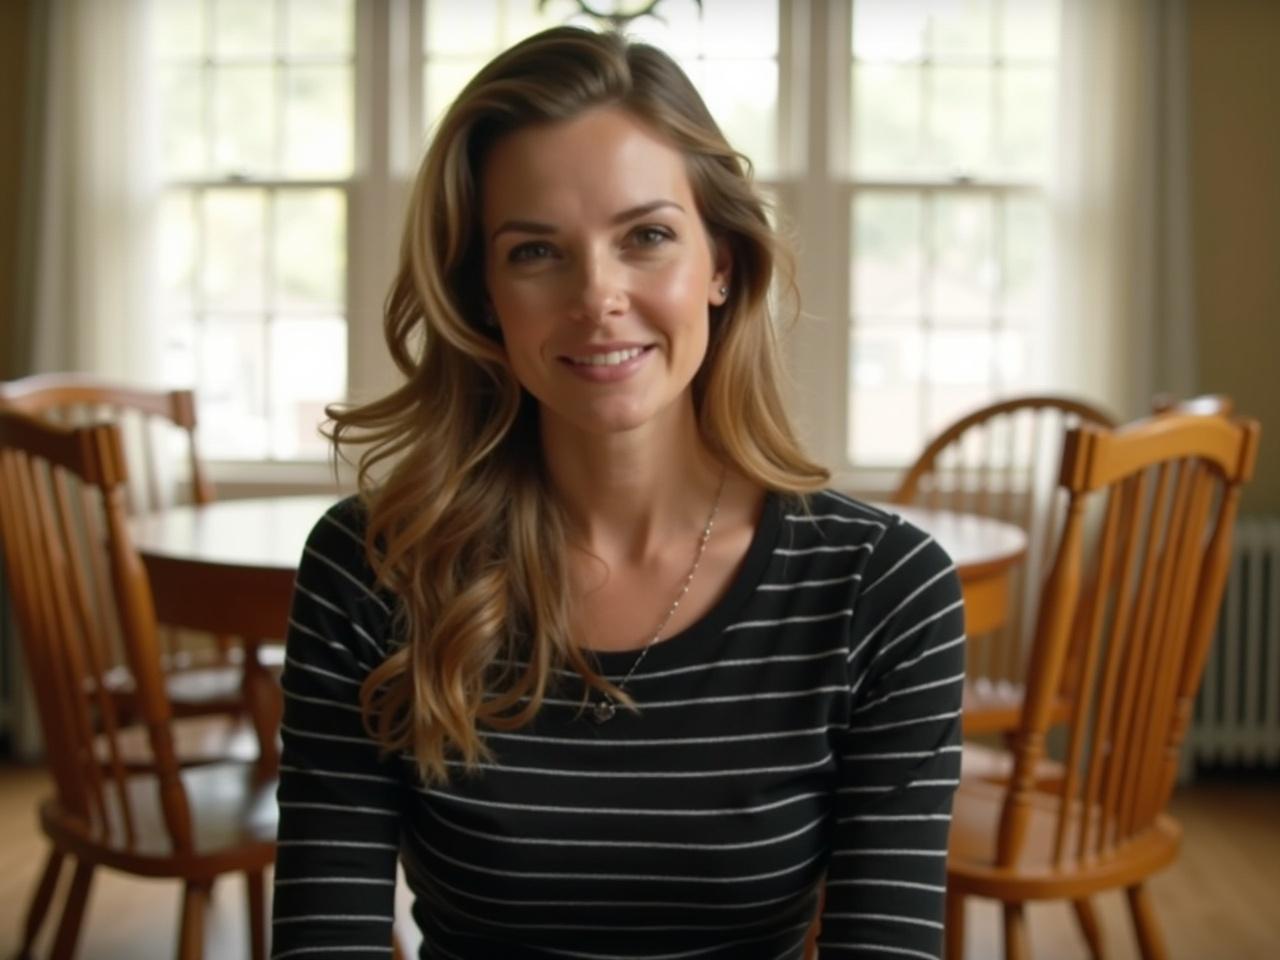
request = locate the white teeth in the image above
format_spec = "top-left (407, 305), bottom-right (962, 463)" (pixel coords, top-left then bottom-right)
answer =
top-left (569, 347), bottom-right (645, 367)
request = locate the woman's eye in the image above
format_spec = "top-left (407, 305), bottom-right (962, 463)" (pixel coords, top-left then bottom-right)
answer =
top-left (509, 241), bottom-right (554, 263)
top-left (632, 226), bottom-right (674, 248)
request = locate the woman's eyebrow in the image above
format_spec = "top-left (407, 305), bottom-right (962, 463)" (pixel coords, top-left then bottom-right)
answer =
top-left (490, 199), bottom-right (685, 242)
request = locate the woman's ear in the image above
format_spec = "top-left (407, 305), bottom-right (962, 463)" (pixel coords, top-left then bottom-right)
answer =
top-left (709, 240), bottom-right (733, 306)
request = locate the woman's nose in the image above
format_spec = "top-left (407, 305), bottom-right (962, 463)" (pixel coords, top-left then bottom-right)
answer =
top-left (567, 252), bottom-right (628, 323)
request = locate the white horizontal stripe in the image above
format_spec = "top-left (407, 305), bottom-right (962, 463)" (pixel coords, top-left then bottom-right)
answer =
top-left (757, 572), bottom-right (863, 591)
top-left (498, 647), bottom-right (849, 685)
top-left (775, 543), bottom-right (872, 556)
top-left (285, 656), bottom-right (361, 686)
top-left (303, 545), bottom-right (391, 614)
top-left (293, 580), bottom-right (386, 655)
top-left (785, 512), bottom-right (886, 528)
top-left (279, 763), bottom-right (399, 785)
top-left (852, 672), bottom-right (966, 714)
top-left (279, 800), bottom-right (399, 817)
top-left (425, 802), bottom-right (828, 852)
top-left (319, 509), bottom-right (366, 547)
top-left (277, 838), bottom-right (398, 850)
top-left (856, 565), bottom-right (958, 653)
top-left (483, 723), bottom-right (838, 748)
top-left (833, 848), bottom-right (947, 858)
top-left (824, 878), bottom-right (946, 894)
top-left (271, 947), bottom-right (390, 960)
top-left (535, 684), bottom-right (849, 711)
top-left (725, 609), bottom-right (854, 632)
top-left (836, 814), bottom-right (952, 825)
top-left (849, 601), bottom-right (965, 685)
top-left (824, 912), bottom-right (943, 930)
top-left (420, 787), bottom-right (825, 819)
top-left (862, 535), bottom-right (935, 594)
top-left (842, 745), bottom-right (962, 761)
top-left (442, 753), bottom-right (832, 780)
top-left (881, 633), bottom-right (965, 680)
top-left (274, 876), bottom-right (395, 886)
top-left (817, 489), bottom-right (887, 518)
top-left (416, 824), bottom-right (826, 884)
top-left (280, 722), bottom-right (376, 746)
top-left (286, 617), bottom-right (373, 672)
top-left (852, 708), bottom-right (961, 733)
top-left (836, 778), bottom-right (958, 795)
top-left (529, 922), bottom-right (813, 960)
top-left (282, 688), bottom-right (363, 713)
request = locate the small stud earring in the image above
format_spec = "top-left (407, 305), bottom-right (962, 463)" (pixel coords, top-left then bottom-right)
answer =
top-left (719, 286), bottom-right (728, 297)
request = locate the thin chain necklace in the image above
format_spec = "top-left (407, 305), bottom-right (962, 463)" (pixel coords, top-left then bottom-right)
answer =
top-left (588, 468), bottom-right (727, 724)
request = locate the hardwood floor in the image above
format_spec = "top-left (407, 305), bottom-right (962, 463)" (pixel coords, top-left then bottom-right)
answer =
top-left (1, 764), bottom-right (1277, 958)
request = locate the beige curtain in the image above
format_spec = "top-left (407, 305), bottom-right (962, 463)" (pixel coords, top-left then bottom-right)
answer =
top-left (1048, 0), bottom-right (1197, 419)
top-left (17, 0), bottom-right (162, 381)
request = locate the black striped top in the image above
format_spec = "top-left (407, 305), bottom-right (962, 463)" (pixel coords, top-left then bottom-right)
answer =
top-left (271, 489), bottom-right (965, 960)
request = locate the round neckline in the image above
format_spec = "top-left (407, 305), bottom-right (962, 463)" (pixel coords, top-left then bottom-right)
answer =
top-left (587, 489), bottom-right (784, 672)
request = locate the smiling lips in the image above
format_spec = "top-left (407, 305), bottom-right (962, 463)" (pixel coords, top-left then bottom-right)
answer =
top-left (560, 344), bottom-right (654, 382)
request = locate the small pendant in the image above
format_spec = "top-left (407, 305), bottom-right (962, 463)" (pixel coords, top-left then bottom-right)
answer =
top-left (590, 699), bottom-right (616, 724)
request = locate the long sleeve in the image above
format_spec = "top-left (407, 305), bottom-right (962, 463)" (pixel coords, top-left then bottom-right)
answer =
top-left (819, 516), bottom-right (966, 958)
top-left (271, 501), bottom-right (405, 959)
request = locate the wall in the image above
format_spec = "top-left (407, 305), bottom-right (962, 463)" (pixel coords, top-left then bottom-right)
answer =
top-left (1187, 0), bottom-right (1280, 514)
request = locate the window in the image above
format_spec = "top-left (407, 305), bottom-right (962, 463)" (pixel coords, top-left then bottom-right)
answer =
top-left (151, 0), bottom-right (1060, 479)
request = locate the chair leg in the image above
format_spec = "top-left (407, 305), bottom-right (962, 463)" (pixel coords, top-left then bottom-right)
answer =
top-left (944, 891), bottom-right (965, 960)
top-left (246, 870), bottom-right (266, 960)
top-left (17, 848), bottom-right (65, 958)
top-left (1127, 883), bottom-right (1168, 960)
top-left (1002, 902), bottom-right (1030, 960)
top-left (49, 860), bottom-right (94, 960)
top-left (177, 881), bottom-right (212, 960)
top-left (1072, 897), bottom-right (1105, 958)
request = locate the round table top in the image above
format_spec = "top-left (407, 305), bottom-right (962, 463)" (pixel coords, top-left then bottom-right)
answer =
top-left (130, 494), bottom-right (340, 572)
top-left (877, 502), bottom-right (1027, 579)
top-left (130, 494), bottom-right (1026, 581)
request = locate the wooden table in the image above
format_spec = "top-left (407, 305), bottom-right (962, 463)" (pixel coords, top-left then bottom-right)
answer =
top-left (884, 504), bottom-right (1027, 637)
top-left (130, 495), bottom-right (339, 772)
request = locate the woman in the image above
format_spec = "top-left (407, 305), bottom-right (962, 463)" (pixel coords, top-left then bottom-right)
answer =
top-left (272, 26), bottom-right (964, 960)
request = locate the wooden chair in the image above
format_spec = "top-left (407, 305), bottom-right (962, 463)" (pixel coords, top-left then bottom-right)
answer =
top-left (0, 410), bottom-right (276, 960)
top-left (891, 395), bottom-right (1117, 734)
top-left (0, 374), bottom-right (270, 765)
top-left (946, 409), bottom-right (1261, 960)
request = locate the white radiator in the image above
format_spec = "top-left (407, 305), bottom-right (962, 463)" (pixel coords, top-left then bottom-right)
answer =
top-left (1189, 516), bottom-right (1280, 768)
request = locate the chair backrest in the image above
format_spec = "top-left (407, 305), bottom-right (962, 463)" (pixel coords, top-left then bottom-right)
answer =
top-left (996, 410), bottom-right (1261, 868)
top-left (0, 373), bottom-right (214, 514)
top-left (892, 395), bottom-right (1117, 685)
top-left (0, 410), bottom-right (196, 853)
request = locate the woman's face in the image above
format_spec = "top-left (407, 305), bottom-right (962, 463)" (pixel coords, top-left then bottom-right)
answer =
top-left (481, 106), bottom-right (730, 441)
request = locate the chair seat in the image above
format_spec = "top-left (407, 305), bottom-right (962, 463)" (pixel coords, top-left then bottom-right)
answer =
top-left (39, 762), bottom-right (278, 880)
top-left (948, 777), bottom-right (1182, 901)
top-left (960, 742), bottom-right (1066, 789)
top-left (963, 679), bottom-right (1072, 735)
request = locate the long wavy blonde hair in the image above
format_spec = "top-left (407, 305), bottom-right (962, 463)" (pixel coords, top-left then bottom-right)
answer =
top-left (327, 26), bottom-right (829, 784)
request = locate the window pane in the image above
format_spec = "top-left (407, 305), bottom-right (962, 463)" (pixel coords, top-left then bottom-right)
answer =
top-left (202, 189), bottom-right (267, 310)
top-left (213, 66), bottom-right (276, 175)
top-left (928, 66), bottom-right (991, 176)
top-left (1001, 0), bottom-right (1058, 61)
top-left (214, 0), bottom-right (276, 59)
top-left (424, 59), bottom-right (486, 132)
top-left (425, 0), bottom-right (500, 55)
top-left (848, 324), bottom-right (924, 465)
top-left (998, 66), bottom-right (1053, 179)
top-left (852, 192), bottom-right (922, 320)
top-left (275, 190), bottom-right (346, 312)
top-left (270, 317), bottom-right (346, 459)
top-left (282, 65), bottom-right (353, 177)
top-left (163, 314), bottom-right (199, 388)
top-left (155, 0), bottom-right (205, 60)
top-left (1002, 196), bottom-right (1049, 319)
top-left (927, 0), bottom-right (993, 60)
top-left (925, 331), bottom-right (995, 435)
top-left (159, 191), bottom-right (198, 313)
top-left (853, 0), bottom-right (928, 61)
top-left (200, 317), bottom-right (269, 459)
top-left (286, 0), bottom-right (354, 57)
top-left (160, 66), bottom-right (206, 178)
top-left (693, 59), bottom-right (778, 179)
top-left (931, 193), bottom-right (995, 322)
top-left (852, 64), bottom-right (922, 176)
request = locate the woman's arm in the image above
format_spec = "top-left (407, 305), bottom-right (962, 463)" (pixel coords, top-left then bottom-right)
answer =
top-left (271, 502), bottom-right (405, 959)
top-left (820, 518), bottom-right (966, 958)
